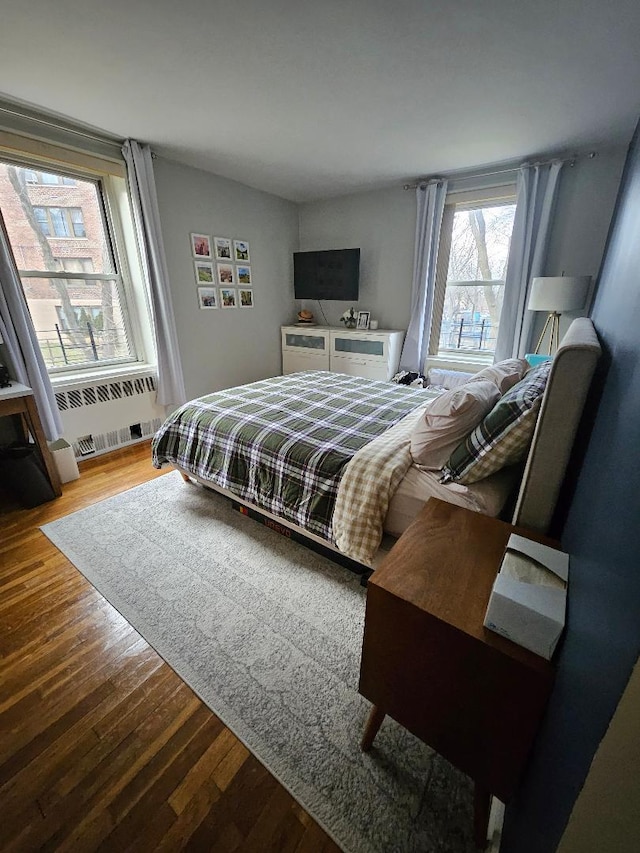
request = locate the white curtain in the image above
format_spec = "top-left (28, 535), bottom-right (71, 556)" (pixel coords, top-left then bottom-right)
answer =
top-left (0, 211), bottom-right (63, 441)
top-left (399, 178), bottom-right (448, 372)
top-left (122, 140), bottom-right (187, 408)
top-left (494, 161), bottom-right (563, 361)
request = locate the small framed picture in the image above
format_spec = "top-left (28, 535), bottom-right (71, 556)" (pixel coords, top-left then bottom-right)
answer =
top-left (239, 288), bottom-right (254, 308)
top-left (197, 286), bottom-right (218, 309)
top-left (190, 233), bottom-right (211, 258)
top-left (357, 310), bottom-right (371, 330)
top-left (216, 263), bottom-right (234, 285)
top-left (236, 265), bottom-right (251, 286)
top-left (214, 237), bottom-right (232, 260)
top-left (220, 287), bottom-right (237, 308)
top-left (194, 260), bottom-right (214, 284)
top-left (233, 239), bottom-right (250, 263)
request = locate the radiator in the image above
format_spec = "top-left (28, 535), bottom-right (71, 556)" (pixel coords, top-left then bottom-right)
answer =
top-left (54, 373), bottom-right (166, 458)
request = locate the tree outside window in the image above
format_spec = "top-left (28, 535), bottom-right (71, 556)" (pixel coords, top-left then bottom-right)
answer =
top-left (431, 195), bottom-right (517, 357)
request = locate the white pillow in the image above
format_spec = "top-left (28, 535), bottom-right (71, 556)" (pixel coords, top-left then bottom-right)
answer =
top-left (410, 379), bottom-right (501, 470)
top-left (467, 358), bottom-right (530, 394)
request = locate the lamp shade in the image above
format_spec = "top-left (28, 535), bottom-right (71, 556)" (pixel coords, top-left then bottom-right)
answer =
top-left (528, 276), bottom-right (591, 313)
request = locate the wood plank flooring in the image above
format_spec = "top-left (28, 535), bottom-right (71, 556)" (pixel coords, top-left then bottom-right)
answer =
top-left (0, 442), bottom-right (342, 852)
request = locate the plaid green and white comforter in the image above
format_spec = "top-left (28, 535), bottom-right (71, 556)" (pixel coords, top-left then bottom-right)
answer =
top-left (332, 402), bottom-right (436, 566)
top-left (152, 371), bottom-right (429, 543)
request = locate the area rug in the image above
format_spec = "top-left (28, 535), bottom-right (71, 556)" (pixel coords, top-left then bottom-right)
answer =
top-left (41, 471), bottom-right (475, 853)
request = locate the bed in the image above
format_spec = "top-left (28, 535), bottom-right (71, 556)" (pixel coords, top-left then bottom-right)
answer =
top-left (152, 318), bottom-right (601, 570)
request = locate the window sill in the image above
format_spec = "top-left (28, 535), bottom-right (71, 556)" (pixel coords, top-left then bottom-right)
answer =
top-left (50, 362), bottom-right (158, 392)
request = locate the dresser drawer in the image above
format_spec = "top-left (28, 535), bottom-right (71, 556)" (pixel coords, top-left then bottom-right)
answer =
top-left (281, 329), bottom-right (329, 352)
top-left (330, 355), bottom-right (389, 381)
top-left (282, 349), bottom-right (329, 374)
top-left (330, 333), bottom-right (388, 362)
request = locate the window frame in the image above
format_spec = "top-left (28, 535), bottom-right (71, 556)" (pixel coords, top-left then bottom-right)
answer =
top-left (429, 185), bottom-right (517, 367)
top-left (1, 153), bottom-right (148, 377)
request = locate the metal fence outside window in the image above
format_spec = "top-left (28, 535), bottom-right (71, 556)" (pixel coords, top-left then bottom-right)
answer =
top-left (439, 318), bottom-right (497, 353)
top-left (36, 323), bottom-right (131, 368)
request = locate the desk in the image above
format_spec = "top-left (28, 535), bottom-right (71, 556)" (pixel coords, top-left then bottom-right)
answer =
top-left (0, 383), bottom-right (62, 497)
top-left (358, 498), bottom-right (556, 848)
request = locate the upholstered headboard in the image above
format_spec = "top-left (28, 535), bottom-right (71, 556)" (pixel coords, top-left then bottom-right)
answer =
top-left (512, 317), bottom-right (601, 533)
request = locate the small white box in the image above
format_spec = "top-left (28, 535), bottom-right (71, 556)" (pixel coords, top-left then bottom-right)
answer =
top-left (484, 534), bottom-right (569, 659)
top-left (49, 438), bottom-right (80, 483)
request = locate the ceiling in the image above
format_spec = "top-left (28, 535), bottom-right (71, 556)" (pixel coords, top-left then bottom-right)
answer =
top-left (2, 0), bottom-right (640, 202)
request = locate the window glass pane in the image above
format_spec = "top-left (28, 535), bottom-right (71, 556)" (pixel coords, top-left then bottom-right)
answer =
top-left (70, 207), bottom-right (86, 237)
top-left (33, 206), bottom-right (50, 236)
top-left (23, 276), bottom-right (134, 369)
top-left (0, 160), bottom-right (132, 371)
top-left (439, 284), bottom-right (504, 352)
top-left (50, 207), bottom-right (69, 237)
top-left (40, 171), bottom-right (60, 184)
top-left (0, 163), bottom-right (115, 273)
top-left (439, 202), bottom-right (516, 355)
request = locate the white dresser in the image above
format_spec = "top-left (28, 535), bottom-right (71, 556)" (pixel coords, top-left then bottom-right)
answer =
top-left (281, 326), bottom-right (405, 382)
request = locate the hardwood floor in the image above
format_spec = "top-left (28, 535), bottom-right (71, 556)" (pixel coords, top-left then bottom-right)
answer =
top-left (0, 442), bottom-right (341, 852)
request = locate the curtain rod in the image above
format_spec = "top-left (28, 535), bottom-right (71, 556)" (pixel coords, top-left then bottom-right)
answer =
top-left (0, 103), bottom-right (123, 148)
top-left (403, 152), bottom-right (596, 190)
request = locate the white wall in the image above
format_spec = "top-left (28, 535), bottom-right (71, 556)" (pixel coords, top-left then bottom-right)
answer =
top-left (297, 186), bottom-right (415, 331)
top-left (298, 147), bottom-right (628, 346)
top-left (537, 145), bottom-right (627, 343)
top-left (154, 157), bottom-right (299, 400)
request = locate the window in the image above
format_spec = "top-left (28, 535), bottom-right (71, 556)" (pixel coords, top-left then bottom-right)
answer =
top-left (430, 189), bottom-right (517, 360)
top-left (61, 257), bottom-right (94, 274)
top-left (24, 169), bottom-right (76, 186)
top-left (32, 205), bottom-right (86, 238)
top-left (0, 159), bottom-right (139, 373)
top-left (59, 257), bottom-right (94, 288)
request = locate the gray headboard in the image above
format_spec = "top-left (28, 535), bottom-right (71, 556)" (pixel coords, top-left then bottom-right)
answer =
top-left (512, 317), bottom-right (601, 533)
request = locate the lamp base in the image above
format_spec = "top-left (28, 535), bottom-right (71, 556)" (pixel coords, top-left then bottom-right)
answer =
top-left (534, 312), bottom-right (561, 355)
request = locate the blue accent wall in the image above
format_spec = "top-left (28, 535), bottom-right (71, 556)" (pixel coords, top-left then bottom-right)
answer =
top-left (502, 121), bottom-right (640, 851)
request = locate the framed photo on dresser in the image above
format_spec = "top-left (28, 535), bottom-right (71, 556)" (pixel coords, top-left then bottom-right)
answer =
top-left (357, 311), bottom-right (371, 330)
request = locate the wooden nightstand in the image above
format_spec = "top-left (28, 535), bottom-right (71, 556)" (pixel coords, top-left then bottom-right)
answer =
top-left (359, 498), bottom-right (556, 848)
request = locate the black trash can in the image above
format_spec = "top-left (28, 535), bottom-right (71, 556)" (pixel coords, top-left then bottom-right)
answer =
top-left (0, 441), bottom-right (56, 508)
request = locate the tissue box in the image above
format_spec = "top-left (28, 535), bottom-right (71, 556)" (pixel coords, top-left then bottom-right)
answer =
top-left (484, 534), bottom-right (568, 659)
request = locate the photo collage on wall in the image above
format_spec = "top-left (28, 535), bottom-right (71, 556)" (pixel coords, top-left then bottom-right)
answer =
top-left (190, 233), bottom-right (254, 310)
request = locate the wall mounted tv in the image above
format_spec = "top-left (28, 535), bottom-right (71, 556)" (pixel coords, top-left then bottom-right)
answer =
top-left (293, 248), bottom-right (360, 301)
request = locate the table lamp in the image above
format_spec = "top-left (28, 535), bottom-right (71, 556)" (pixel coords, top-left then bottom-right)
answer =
top-left (528, 275), bottom-right (591, 355)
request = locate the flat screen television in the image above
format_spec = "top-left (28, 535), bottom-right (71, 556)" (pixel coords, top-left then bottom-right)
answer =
top-left (293, 248), bottom-right (360, 301)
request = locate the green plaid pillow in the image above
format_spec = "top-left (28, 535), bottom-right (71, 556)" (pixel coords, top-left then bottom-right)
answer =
top-left (442, 360), bottom-right (552, 485)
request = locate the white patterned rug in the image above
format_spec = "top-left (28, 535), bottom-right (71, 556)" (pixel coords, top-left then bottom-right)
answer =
top-left (41, 471), bottom-right (475, 853)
